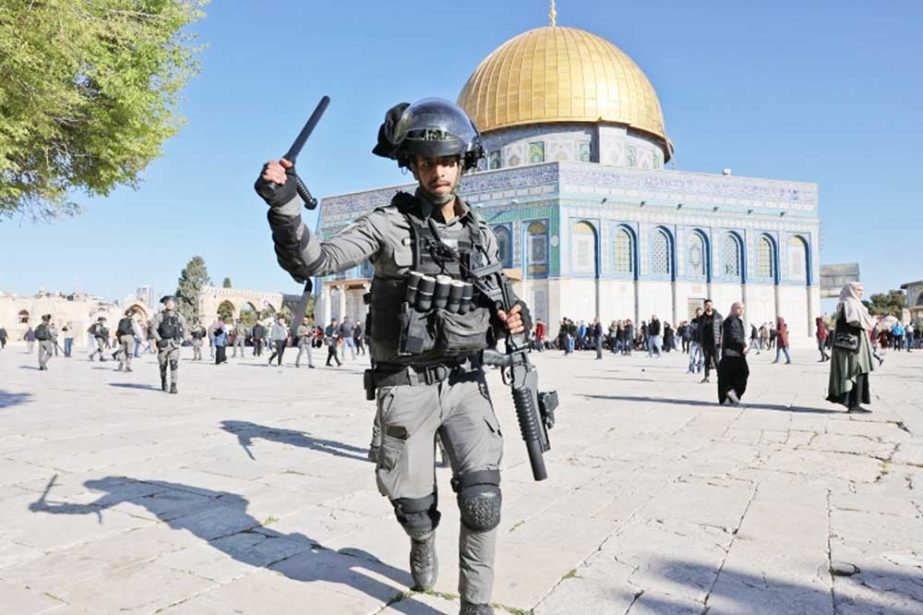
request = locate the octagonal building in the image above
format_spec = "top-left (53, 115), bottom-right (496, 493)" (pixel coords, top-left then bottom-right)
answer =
top-left (314, 24), bottom-right (821, 338)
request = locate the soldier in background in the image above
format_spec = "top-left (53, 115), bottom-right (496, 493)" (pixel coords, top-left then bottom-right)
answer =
top-left (88, 317), bottom-right (109, 362)
top-left (189, 320), bottom-right (206, 361)
top-left (232, 319), bottom-right (247, 358)
top-left (114, 310), bottom-right (137, 372)
top-left (149, 296), bottom-right (186, 394)
top-left (295, 316), bottom-right (316, 368)
top-left (35, 314), bottom-right (54, 371)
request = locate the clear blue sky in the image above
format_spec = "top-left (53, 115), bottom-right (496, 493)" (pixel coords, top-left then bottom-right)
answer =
top-left (2, 0), bottom-right (921, 302)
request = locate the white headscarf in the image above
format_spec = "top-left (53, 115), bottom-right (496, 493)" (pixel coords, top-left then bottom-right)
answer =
top-left (837, 282), bottom-right (876, 331)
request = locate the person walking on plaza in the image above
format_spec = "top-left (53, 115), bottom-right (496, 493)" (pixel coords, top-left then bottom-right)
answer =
top-left (663, 321), bottom-right (675, 353)
top-left (748, 323), bottom-right (761, 355)
top-left (24, 326), bottom-right (36, 354)
top-left (0, 326), bottom-right (7, 350)
top-left (251, 320), bottom-right (265, 357)
top-left (87, 317), bottom-right (109, 362)
top-left (295, 316), bottom-right (316, 368)
top-left (905, 323), bottom-right (914, 353)
top-left (718, 302), bottom-right (750, 406)
top-left (534, 319), bottom-right (545, 351)
top-left (339, 316), bottom-right (357, 360)
top-left (772, 317), bottom-right (792, 364)
top-left (687, 308), bottom-right (703, 374)
top-left (214, 321), bottom-right (228, 365)
top-left (267, 316), bottom-right (288, 366)
top-left (592, 318), bottom-right (604, 359)
top-left (816, 316), bottom-right (830, 362)
top-left (114, 310), bottom-right (136, 372)
top-left (354, 322), bottom-right (366, 356)
top-left (189, 320), bottom-right (206, 361)
top-left (324, 318), bottom-right (342, 367)
top-left (827, 282), bottom-right (877, 413)
top-left (232, 319), bottom-right (247, 357)
top-left (34, 314), bottom-right (54, 371)
top-left (758, 323), bottom-right (768, 350)
top-left (698, 300), bottom-right (722, 383)
top-left (61, 325), bottom-right (73, 357)
top-left (647, 314), bottom-right (662, 357)
top-left (256, 98), bottom-right (530, 615)
top-left (150, 296), bottom-right (186, 394)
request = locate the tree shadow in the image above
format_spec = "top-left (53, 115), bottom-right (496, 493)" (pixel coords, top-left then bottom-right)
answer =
top-left (580, 394), bottom-right (841, 415)
top-left (108, 383), bottom-right (162, 391)
top-left (634, 558), bottom-right (923, 614)
top-left (220, 420), bottom-right (370, 462)
top-left (0, 390), bottom-right (32, 408)
top-left (28, 475), bottom-right (433, 614)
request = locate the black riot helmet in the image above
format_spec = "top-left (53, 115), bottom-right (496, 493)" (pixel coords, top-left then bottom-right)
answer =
top-left (373, 98), bottom-right (484, 171)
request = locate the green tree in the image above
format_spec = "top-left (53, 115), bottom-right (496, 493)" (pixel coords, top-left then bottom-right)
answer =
top-left (0, 0), bottom-right (206, 219)
top-left (867, 290), bottom-right (907, 317)
top-left (216, 300), bottom-right (234, 322)
top-left (222, 277), bottom-right (232, 288)
top-left (175, 256), bottom-right (211, 322)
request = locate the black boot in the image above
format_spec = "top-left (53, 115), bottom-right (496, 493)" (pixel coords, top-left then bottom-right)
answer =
top-left (459, 602), bottom-right (494, 615)
top-left (169, 382), bottom-right (177, 395)
top-left (409, 531), bottom-right (438, 591)
top-left (161, 375), bottom-right (168, 392)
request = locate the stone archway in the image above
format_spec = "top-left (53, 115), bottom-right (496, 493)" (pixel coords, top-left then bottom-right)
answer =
top-left (198, 286), bottom-right (284, 327)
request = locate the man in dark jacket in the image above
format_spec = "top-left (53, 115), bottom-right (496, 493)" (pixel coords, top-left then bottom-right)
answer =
top-left (251, 321), bottom-right (266, 357)
top-left (697, 300), bottom-right (722, 383)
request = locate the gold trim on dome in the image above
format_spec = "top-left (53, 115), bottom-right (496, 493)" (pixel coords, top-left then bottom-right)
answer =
top-left (457, 26), bottom-right (669, 153)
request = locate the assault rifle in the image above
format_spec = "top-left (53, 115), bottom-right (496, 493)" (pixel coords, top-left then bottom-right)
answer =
top-left (479, 275), bottom-right (557, 482)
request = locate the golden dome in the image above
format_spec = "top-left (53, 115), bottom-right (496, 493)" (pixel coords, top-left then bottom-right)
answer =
top-left (458, 26), bottom-right (670, 155)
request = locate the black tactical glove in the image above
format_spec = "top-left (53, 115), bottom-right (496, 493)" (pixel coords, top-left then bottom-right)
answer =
top-left (254, 163), bottom-right (298, 208)
top-left (516, 300), bottom-right (533, 334)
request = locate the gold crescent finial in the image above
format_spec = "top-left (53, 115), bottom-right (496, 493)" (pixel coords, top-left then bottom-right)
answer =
top-left (550, 0), bottom-right (557, 28)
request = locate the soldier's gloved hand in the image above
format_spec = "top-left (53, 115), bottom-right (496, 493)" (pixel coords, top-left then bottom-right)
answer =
top-left (497, 303), bottom-right (526, 335)
top-left (255, 158), bottom-right (299, 210)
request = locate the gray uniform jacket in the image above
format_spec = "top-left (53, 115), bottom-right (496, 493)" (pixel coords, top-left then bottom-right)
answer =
top-left (268, 191), bottom-right (501, 283)
top-left (149, 311), bottom-right (187, 344)
top-left (267, 190), bottom-right (509, 360)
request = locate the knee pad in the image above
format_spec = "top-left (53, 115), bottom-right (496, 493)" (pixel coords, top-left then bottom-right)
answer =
top-left (169, 359), bottom-right (179, 371)
top-left (392, 493), bottom-right (441, 539)
top-left (454, 470), bottom-right (501, 532)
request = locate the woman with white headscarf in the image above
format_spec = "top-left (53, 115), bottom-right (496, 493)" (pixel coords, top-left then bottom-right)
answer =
top-left (717, 302), bottom-right (749, 405)
top-left (826, 282), bottom-right (876, 412)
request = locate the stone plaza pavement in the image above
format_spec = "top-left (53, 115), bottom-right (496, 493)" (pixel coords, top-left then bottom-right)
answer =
top-left (1, 343), bottom-right (921, 614)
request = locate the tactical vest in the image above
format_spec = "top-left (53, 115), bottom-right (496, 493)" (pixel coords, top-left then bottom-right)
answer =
top-left (117, 317), bottom-right (134, 336)
top-left (368, 193), bottom-right (492, 366)
top-left (158, 314), bottom-right (181, 340)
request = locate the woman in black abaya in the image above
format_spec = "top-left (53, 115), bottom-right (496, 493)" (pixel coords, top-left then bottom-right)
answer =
top-left (718, 302), bottom-right (750, 405)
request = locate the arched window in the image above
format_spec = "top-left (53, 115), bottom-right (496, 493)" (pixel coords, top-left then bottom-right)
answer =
top-left (688, 232), bottom-right (706, 278)
top-left (614, 228), bottom-right (634, 273)
top-left (788, 236), bottom-right (807, 281)
top-left (493, 225), bottom-right (512, 268)
top-left (758, 236), bottom-right (775, 279)
top-left (18, 310), bottom-right (29, 324)
top-left (217, 300), bottom-right (236, 322)
top-left (722, 234), bottom-right (742, 278)
top-left (651, 228), bottom-right (672, 275)
top-left (526, 220), bottom-right (548, 276)
top-left (572, 222), bottom-right (596, 274)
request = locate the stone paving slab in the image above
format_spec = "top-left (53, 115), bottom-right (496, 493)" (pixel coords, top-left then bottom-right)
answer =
top-left (1, 345), bottom-right (922, 614)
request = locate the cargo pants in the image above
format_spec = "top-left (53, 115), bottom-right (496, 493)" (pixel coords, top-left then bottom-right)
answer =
top-left (158, 344), bottom-right (181, 386)
top-left (374, 365), bottom-right (503, 604)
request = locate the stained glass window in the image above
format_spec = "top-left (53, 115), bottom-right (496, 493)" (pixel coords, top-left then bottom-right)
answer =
top-left (614, 228), bottom-right (633, 273)
top-left (493, 225), bottom-right (512, 268)
top-left (722, 234), bottom-right (741, 278)
top-left (758, 236), bottom-right (775, 278)
top-left (578, 142), bottom-right (591, 162)
top-left (689, 233), bottom-right (706, 277)
top-left (527, 220), bottom-right (548, 274)
top-left (651, 229), bottom-right (671, 275)
top-left (489, 150), bottom-right (501, 169)
top-left (528, 142), bottom-right (545, 164)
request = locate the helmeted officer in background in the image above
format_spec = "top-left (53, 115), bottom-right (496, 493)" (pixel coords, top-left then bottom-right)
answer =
top-left (35, 314), bottom-right (55, 371)
top-left (256, 98), bottom-right (527, 615)
top-left (114, 309), bottom-right (137, 372)
top-left (149, 295), bottom-right (186, 394)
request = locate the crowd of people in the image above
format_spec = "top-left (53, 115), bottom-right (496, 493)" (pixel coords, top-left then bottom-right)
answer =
top-left (3, 283), bottom-right (916, 412)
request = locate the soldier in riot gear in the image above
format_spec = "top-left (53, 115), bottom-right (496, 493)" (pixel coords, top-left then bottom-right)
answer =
top-left (149, 295), bottom-right (186, 394)
top-left (256, 98), bottom-right (527, 615)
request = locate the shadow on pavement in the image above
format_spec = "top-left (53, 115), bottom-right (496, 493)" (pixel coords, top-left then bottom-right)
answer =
top-left (108, 382), bottom-right (162, 391)
top-left (581, 394), bottom-right (841, 414)
top-left (29, 475), bottom-right (432, 614)
top-left (220, 420), bottom-right (370, 462)
top-left (0, 390), bottom-right (32, 408)
top-left (638, 558), bottom-right (923, 614)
